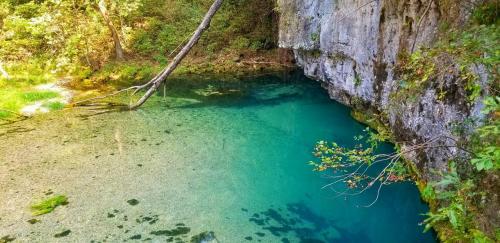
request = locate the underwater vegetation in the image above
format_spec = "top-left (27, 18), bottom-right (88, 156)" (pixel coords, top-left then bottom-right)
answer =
top-left (30, 195), bottom-right (68, 216)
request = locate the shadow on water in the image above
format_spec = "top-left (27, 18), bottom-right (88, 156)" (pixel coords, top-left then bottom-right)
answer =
top-left (0, 126), bottom-right (35, 137)
top-left (74, 102), bottom-right (131, 119)
top-left (152, 71), bottom-right (327, 110)
top-left (243, 202), bottom-right (372, 243)
top-left (68, 71), bottom-right (316, 120)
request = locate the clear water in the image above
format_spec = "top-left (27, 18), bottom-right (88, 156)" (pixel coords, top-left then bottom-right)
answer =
top-left (0, 72), bottom-right (436, 242)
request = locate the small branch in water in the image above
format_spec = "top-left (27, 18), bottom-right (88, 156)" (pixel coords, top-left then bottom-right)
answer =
top-left (72, 86), bottom-right (140, 106)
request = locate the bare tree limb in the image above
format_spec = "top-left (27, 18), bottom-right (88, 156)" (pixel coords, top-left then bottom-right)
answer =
top-left (129, 0), bottom-right (224, 109)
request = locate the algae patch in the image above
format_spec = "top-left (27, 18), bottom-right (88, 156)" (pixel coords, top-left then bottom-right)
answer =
top-left (127, 199), bottom-right (139, 206)
top-left (0, 235), bottom-right (15, 243)
top-left (30, 195), bottom-right (68, 216)
top-left (54, 229), bottom-right (71, 238)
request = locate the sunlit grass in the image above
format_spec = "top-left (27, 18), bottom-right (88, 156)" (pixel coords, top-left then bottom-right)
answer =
top-left (0, 87), bottom-right (61, 118)
top-left (44, 101), bottom-right (66, 111)
top-left (0, 65), bottom-right (59, 118)
top-left (0, 87), bottom-right (25, 118)
top-left (21, 91), bottom-right (58, 102)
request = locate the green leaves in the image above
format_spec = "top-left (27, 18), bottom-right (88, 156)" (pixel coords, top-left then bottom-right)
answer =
top-left (471, 146), bottom-right (499, 171)
top-left (423, 200), bottom-right (466, 233)
top-left (420, 161), bottom-right (499, 241)
top-left (421, 184), bottom-right (436, 201)
top-left (481, 96), bottom-right (500, 115)
top-left (470, 96), bottom-right (500, 171)
top-left (435, 165), bottom-right (459, 188)
top-left (310, 127), bottom-right (409, 193)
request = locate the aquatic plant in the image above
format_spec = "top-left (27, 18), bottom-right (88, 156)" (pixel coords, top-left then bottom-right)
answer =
top-left (30, 195), bottom-right (68, 216)
top-left (44, 101), bottom-right (66, 111)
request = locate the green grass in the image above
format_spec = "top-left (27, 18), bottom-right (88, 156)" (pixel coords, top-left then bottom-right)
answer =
top-left (21, 91), bottom-right (58, 102)
top-left (0, 88), bottom-right (62, 119)
top-left (44, 101), bottom-right (65, 111)
top-left (0, 87), bottom-right (26, 118)
top-left (30, 195), bottom-right (68, 216)
top-left (0, 73), bottom-right (62, 119)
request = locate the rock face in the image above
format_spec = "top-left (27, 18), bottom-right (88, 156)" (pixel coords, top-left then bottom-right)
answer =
top-left (277, 0), bottom-right (487, 179)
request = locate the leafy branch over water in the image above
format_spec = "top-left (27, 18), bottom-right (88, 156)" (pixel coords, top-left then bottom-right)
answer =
top-left (310, 94), bottom-right (499, 241)
top-left (309, 127), bottom-right (468, 207)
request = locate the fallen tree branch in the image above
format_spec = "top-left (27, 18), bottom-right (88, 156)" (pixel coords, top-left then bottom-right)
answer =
top-left (73, 0), bottom-right (223, 108)
top-left (129, 0), bottom-right (224, 109)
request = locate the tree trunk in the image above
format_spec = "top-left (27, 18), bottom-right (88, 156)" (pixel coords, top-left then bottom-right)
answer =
top-left (97, 0), bottom-right (124, 60)
top-left (130, 0), bottom-right (223, 109)
top-left (0, 62), bottom-right (9, 79)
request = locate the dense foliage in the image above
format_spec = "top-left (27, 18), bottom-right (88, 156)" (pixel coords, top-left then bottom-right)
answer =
top-left (0, 0), bottom-right (276, 70)
top-left (0, 0), bottom-right (277, 118)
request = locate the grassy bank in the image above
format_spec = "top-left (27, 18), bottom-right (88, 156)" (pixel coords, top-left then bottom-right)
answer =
top-left (0, 62), bottom-right (62, 119)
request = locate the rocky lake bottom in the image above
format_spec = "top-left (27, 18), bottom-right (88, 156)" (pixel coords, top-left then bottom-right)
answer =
top-left (0, 73), bottom-right (436, 242)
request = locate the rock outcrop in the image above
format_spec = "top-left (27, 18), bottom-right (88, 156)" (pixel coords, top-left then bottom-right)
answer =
top-left (277, 0), bottom-right (487, 179)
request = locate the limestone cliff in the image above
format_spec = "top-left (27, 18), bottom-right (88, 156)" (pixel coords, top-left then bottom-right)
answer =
top-left (277, 0), bottom-right (488, 179)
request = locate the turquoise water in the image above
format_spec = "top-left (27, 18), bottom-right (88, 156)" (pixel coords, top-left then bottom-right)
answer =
top-left (0, 72), bottom-right (436, 242)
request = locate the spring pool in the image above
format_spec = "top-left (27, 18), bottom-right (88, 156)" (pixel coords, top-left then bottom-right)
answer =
top-left (0, 72), bottom-right (436, 242)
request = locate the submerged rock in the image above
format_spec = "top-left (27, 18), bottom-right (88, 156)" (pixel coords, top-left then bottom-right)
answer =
top-left (0, 235), bottom-right (15, 242)
top-left (190, 231), bottom-right (218, 243)
top-left (127, 199), bottom-right (139, 206)
top-left (54, 229), bottom-right (71, 238)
